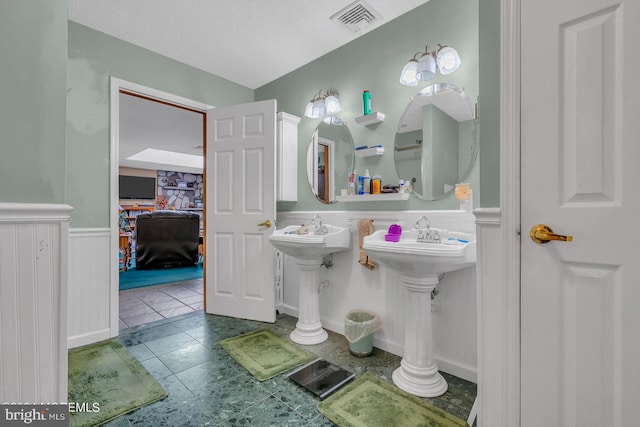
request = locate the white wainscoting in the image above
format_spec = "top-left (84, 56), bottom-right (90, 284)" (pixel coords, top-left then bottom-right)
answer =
top-left (474, 207), bottom-right (520, 427)
top-left (0, 203), bottom-right (72, 403)
top-left (68, 228), bottom-right (112, 349)
top-left (276, 210), bottom-right (478, 382)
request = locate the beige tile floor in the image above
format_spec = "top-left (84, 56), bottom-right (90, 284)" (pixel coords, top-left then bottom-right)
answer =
top-left (119, 278), bottom-right (204, 330)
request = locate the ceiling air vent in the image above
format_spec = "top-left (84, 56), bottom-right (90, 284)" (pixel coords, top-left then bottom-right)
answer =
top-left (330, 1), bottom-right (381, 33)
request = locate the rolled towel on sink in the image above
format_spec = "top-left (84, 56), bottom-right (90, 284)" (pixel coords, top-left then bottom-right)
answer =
top-left (358, 219), bottom-right (376, 270)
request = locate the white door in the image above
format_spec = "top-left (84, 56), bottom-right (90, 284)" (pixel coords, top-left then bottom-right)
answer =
top-left (521, 0), bottom-right (640, 426)
top-left (205, 99), bottom-right (277, 323)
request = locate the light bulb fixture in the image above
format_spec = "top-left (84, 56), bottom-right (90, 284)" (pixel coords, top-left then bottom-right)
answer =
top-left (399, 43), bottom-right (461, 86)
top-left (303, 89), bottom-right (341, 119)
top-left (435, 44), bottom-right (461, 75)
top-left (399, 53), bottom-right (420, 86)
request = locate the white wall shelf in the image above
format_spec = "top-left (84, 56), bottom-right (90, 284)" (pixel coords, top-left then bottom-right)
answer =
top-left (355, 146), bottom-right (385, 158)
top-left (336, 192), bottom-right (410, 202)
top-left (355, 111), bottom-right (385, 126)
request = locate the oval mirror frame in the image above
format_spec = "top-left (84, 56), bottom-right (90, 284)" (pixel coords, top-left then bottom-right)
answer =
top-left (306, 117), bottom-right (355, 204)
top-left (394, 83), bottom-right (478, 201)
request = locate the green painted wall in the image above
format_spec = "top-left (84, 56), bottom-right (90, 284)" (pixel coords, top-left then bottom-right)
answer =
top-left (479, 0), bottom-right (501, 207)
top-left (1, 1), bottom-right (499, 217)
top-left (67, 22), bottom-right (254, 227)
top-left (257, 0), bottom-right (480, 212)
top-left (0, 0), bottom-right (68, 203)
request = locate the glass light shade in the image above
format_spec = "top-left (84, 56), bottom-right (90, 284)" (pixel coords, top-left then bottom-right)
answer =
top-left (399, 59), bottom-right (419, 86)
top-left (304, 101), bottom-right (315, 118)
top-left (324, 94), bottom-right (341, 115)
top-left (416, 52), bottom-right (436, 81)
top-left (311, 98), bottom-right (326, 118)
top-left (436, 46), bottom-right (461, 75)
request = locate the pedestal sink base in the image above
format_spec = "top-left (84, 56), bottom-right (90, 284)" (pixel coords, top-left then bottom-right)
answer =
top-left (392, 275), bottom-right (448, 398)
top-left (392, 359), bottom-right (448, 397)
top-left (290, 324), bottom-right (328, 345)
top-left (289, 257), bottom-right (328, 345)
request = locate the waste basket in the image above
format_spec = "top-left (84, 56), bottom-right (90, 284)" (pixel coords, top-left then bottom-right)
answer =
top-left (344, 309), bottom-right (382, 357)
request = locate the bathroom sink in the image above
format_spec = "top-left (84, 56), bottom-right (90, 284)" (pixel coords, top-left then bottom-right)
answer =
top-left (268, 224), bottom-right (351, 259)
top-left (363, 228), bottom-right (476, 277)
top-left (363, 225), bottom-right (476, 398)
top-left (268, 222), bottom-right (351, 345)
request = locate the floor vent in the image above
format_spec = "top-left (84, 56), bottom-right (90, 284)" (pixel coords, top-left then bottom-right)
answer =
top-left (330, 1), bottom-right (381, 33)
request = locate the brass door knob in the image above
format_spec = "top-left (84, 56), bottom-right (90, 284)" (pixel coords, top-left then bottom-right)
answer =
top-left (257, 219), bottom-right (272, 228)
top-left (530, 224), bottom-right (573, 244)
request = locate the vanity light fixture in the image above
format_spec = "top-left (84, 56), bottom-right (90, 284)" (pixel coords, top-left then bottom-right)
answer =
top-left (304, 90), bottom-right (341, 118)
top-left (399, 44), bottom-right (461, 86)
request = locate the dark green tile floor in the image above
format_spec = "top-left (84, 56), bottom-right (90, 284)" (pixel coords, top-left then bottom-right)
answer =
top-left (104, 310), bottom-right (476, 426)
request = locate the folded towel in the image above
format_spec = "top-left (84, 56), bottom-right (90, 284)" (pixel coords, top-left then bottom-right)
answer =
top-left (358, 219), bottom-right (376, 270)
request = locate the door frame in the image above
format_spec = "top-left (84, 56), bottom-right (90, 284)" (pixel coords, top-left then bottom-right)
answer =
top-left (317, 137), bottom-right (335, 203)
top-left (473, 0), bottom-right (521, 425)
top-left (108, 77), bottom-right (213, 337)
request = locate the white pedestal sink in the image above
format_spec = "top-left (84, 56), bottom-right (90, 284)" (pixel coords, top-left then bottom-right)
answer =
top-left (268, 224), bottom-right (351, 345)
top-left (363, 227), bottom-right (476, 397)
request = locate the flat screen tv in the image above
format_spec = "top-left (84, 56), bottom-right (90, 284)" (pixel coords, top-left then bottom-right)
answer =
top-left (119, 175), bottom-right (156, 200)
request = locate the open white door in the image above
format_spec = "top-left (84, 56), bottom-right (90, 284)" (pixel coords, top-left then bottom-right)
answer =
top-left (521, 0), bottom-right (640, 425)
top-left (205, 99), bottom-right (276, 323)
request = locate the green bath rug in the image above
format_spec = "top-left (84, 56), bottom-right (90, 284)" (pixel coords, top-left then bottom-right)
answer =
top-left (68, 340), bottom-right (168, 426)
top-left (219, 329), bottom-right (316, 381)
top-left (317, 372), bottom-right (468, 427)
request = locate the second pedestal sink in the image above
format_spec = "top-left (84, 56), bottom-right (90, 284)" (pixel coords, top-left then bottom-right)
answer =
top-left (268, 222), bottom-right (351, 345)
top-left (363, 225), bottom-right (476, 398)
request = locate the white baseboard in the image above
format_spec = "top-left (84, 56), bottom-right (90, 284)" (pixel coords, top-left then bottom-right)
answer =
top-left (68, 328), bottom-right (112, 349)
top-left (277, 303), bottom-right (299, 318)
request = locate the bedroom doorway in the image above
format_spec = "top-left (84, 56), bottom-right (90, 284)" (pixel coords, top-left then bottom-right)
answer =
top-left (110, 78), bottom-right (214, 334)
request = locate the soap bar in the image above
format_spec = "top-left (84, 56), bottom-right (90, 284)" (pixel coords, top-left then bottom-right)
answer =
top-left (296, 225), bottom-right (310, 235)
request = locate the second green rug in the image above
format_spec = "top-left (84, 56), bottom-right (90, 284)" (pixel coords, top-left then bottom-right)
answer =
top-left (318, 372), bottom-right (468, 427)
top-left (219, 329), bottom-right (316, 381)
top-left (68, 340), bottom-right (168, 426)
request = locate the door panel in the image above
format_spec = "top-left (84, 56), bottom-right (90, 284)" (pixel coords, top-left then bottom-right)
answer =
top-left (521, 0), bottom-right (639, 426)
top-left (205, 100), bottom-right (276, 323)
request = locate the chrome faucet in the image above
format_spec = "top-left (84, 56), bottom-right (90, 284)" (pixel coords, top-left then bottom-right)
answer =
top-left (415, 215), bottom-right (440, 243)
top-left (311, 214), bottom-right (328, 234)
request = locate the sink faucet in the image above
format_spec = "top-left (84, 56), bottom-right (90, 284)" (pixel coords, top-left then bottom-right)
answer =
top-left (312, 215), bottom-right (328, 234)
top-left (415, 215), bottom-right (440, 243)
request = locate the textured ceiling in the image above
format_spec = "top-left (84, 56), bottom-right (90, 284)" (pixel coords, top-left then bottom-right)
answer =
top-left (68, 0), bottom-right (430, 89)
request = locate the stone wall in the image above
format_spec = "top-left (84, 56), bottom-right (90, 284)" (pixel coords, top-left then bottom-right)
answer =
top-left (156, 170), bottom-right (203, 210)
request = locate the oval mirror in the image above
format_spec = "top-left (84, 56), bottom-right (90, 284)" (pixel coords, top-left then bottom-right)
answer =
top-left (394, 83), bottom-right (477, 201)
top-left (306, 117), bottom-right (355, 204)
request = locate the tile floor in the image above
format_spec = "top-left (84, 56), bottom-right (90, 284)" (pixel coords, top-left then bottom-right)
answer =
top-left (119, 279), bottom-right (204, 329)
top-left (106, 303), bottom-right (477, 426)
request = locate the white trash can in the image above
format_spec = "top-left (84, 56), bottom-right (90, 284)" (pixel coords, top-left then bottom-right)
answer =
top-left (344, 309), bottom-right (382, 357)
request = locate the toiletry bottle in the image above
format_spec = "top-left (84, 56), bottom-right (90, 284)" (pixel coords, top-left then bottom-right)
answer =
top-left (372, 175), bottom-right (381, 194)
top-left (398, 179), bottom-right (405, 193)
top-left (362, 90), bottom-right (372, 115)
top-left (358, 176), bottom-right (364, 195)
top-left (363, 169), bottom-right (371, 194)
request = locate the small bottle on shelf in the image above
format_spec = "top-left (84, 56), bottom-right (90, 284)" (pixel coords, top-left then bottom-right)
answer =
top-left (372, 176), bottom-right (381, 194)
top-left (362, 90), bottom-right (372, 115)
top-left (363, 169), bottom-right (371, 194)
